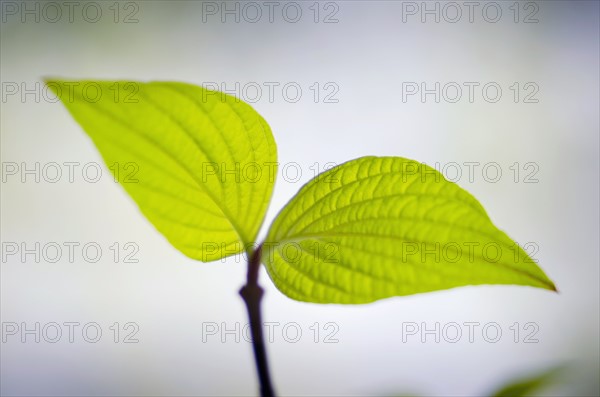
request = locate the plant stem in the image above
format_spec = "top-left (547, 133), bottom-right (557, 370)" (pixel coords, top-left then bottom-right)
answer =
top-left (239, 243), bottom-right (276, 397)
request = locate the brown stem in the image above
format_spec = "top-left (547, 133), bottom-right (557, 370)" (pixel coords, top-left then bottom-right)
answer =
top-left (239, 243), bottom-right (276, 397)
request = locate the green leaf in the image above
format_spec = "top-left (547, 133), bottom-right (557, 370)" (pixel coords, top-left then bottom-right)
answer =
top-left (263, 156), bottom-right (556, 303)
top-left (47, 80), bottom-right (277, 262)
top-left (489, 367), bottom-right (563, 397)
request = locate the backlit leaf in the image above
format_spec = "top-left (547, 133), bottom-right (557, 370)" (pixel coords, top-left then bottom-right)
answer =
top-left (490, 367), bottom-right (563, 397)
top-left (47, 80), bottom-right (277, 261)
top-left (263, 156), bottom-right (555, 303)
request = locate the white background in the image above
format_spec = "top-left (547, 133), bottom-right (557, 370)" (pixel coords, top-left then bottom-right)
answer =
top-left (1, 1), bottom-right (599, 396)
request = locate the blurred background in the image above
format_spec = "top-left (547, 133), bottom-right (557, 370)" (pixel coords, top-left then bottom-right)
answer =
top-left (1, 1), bottom-right (598, 396)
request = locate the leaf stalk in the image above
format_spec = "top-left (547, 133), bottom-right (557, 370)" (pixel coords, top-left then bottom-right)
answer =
top-left (239, 243), bottom-right (276, 397)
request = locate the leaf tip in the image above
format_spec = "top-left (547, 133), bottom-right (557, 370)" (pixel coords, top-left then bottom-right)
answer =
top-left (42, 77), bottom-right (65, 95)
top-left (541, 274), bottom-right (558, 293)
top-left (42, 76), bottom-right (59, 85)
top-left (540, 278), bottom-right (558, 293)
